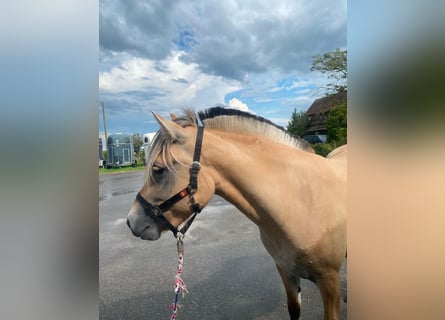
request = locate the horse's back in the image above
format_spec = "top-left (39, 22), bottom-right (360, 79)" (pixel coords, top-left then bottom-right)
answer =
top-left (325, 145), bottom-right (347, 182)
top-left (326, 144), bottom-right (347, 160)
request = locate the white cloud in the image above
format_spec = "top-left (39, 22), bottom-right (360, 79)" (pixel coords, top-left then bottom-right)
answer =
top-left (100, 0), bottom-right (346, 81)
top-left (99, 0), bottom-right (346, 133)
top-left (227, 98), bottom-right (250, 112)
top-left (289, 80), bottom-right (312, 90)
top-left (99, 50), bottom-right (241, 112)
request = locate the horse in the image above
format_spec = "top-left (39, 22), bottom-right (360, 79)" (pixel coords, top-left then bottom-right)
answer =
top-left (126, 107), bottom-right (347, 320)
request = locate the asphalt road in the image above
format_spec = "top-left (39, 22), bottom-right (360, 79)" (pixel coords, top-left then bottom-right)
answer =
top-left (99, 171), bottom-right (347, 319)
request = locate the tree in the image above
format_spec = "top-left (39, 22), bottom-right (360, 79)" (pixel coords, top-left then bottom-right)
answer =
top-left (287, 109), bottom-right (310, 137)
top-left (132, 133), bottom-right (143, 154)
top-left (311, 48), bottom-right (347, 95)
top-left (326, 103), bottom-right (347, 146)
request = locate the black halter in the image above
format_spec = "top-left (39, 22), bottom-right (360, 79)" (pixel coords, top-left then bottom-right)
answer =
top-left (135, 125), bottom-right (204, 238)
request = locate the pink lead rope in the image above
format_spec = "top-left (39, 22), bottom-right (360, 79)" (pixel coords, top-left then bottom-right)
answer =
top-left (170, 233), bottom-right (188, 320)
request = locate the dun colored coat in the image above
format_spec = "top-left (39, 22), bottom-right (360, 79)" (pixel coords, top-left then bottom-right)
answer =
top-left (127, 107), bottom-right (347, 320)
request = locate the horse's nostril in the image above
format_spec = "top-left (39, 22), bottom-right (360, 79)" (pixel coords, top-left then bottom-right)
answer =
top-left (127, 218), bottom-right (140, 237)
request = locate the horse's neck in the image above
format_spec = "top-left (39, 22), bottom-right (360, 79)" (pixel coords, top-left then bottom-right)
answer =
top-left (203, 130), bottom-right (316, 227)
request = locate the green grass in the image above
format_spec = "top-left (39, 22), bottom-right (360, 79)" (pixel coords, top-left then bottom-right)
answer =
top-left (99, 163), bottom-right (145, 174)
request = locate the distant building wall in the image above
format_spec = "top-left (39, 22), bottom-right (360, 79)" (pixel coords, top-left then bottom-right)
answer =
top-left (305, 91), bottom-right (347, 135)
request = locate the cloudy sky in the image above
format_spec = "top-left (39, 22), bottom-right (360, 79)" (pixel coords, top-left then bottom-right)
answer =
top-left (99, 0), bottom-right (346, 135)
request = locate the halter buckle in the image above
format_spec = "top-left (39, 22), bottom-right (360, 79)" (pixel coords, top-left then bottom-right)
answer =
top-left (190, 161), bottom-right (201, 174)
top-left (152, 205), bottom-right (162, 217)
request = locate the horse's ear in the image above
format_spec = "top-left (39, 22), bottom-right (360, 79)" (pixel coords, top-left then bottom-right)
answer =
top-left (152, 112), bottom-right (185, 142)
top-left (169, 113), bottom-right (177, 120)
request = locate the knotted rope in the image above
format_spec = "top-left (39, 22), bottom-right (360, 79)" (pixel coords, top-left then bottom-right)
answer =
top-left (170, 233), bottom-right (188, 320)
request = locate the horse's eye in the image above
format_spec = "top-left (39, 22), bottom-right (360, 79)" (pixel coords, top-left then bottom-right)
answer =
top-left (152, 165), bottom-right (166, 176)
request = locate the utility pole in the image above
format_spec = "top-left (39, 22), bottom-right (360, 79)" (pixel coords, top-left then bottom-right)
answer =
top-left (101, 102), bottom-right (108, 144)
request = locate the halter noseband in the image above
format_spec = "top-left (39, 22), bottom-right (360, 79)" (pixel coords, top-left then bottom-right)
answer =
top-left (135, 125), bottom-right (204, 238)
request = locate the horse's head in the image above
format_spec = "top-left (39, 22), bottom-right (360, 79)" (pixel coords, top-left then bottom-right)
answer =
top-left (126, 111), bottom-right (214, 240)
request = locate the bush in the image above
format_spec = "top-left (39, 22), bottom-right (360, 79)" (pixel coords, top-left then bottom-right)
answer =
top-left (327, 103), bottom-right (347, 145)
top-left (312, 143), bottom-right (335, 157)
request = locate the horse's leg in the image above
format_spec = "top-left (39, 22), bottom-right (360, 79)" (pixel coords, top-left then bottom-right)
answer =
top-left (276, 265), bottom-right (301, 320)
top-left (316, 269), bottom-right (342, 320)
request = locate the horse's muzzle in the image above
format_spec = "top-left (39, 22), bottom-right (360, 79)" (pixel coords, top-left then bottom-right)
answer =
top-left (126, 216), bottom-right (161, 240)
top-left (126, 218), bottom-right (140, 237)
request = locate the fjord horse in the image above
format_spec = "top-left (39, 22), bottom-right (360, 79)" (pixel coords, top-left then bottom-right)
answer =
top-left (127, 107), bottom-right (347, 320)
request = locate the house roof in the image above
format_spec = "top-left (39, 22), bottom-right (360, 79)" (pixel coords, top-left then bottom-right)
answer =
top-left (306, 91), bottom-right (347, 116)
top-left (306, 124), bottom-right (328, 132)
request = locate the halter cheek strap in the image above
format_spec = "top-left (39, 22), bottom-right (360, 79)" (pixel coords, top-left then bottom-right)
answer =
top-left (136, 125), bottom-right (204, 238)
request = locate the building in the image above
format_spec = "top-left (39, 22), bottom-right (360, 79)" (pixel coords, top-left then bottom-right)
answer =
top-left (305, 91), bottom-right (347, 136)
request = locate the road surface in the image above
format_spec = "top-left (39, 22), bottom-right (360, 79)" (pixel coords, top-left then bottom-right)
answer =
top-left (99, 170), bottom-right (347, 319)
